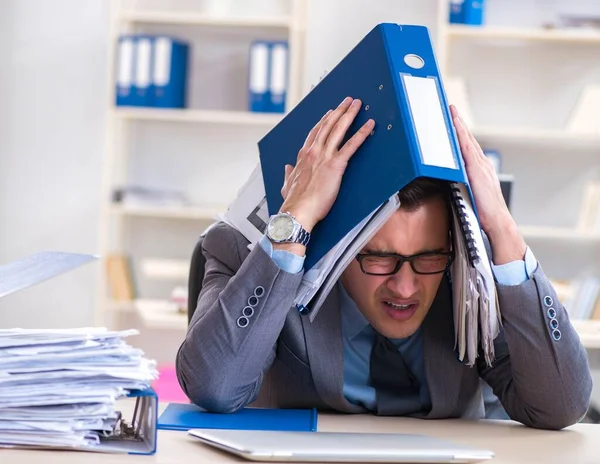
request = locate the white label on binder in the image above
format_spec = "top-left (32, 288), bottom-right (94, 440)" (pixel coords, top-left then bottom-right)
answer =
top-left (270, 43), bottom-right (288, 95)
top-left (153, 37), bottom-right (172, 87)
top-left (249, 43), bottom-right (269, 93)
top-left (117, 38), bottom-right (133, 87)
top-left (402, 74), bottom-right (458, 170)
top-left (135, 38), bottom-right (152, 89)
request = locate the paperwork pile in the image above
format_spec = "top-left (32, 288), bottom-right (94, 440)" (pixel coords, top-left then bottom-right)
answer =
top-left (0, 328), bottom-right (158, 449)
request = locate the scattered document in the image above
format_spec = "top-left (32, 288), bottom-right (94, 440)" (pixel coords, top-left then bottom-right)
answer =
top-left (0, 252), bottom-right (98, 299)
top-left (0, 328), bottom-right (158, 449)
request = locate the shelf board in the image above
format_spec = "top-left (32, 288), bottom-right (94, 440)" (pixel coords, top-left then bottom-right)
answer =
top-left (472, 125), bottom-right (600, 146)
top-left (519, 226), bottom-right (600, 241)
top-left (134, 299), bottom-right (187, 331)
top-left (571, 320), bottom-right (600, 350)
top-left (141, 258), bottom-right (189, 281)
top-left (109, 204), bottom-right (224, 220)
top-left (118, 11), bottom-right (292, 29)
top-left (447, 24), bottom-right (600, 44)
top-left (114, 107), bottom-right (283, 126)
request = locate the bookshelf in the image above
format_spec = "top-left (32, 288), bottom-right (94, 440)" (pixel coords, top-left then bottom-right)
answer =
top-left (98, 0), bottom-right (307, 337)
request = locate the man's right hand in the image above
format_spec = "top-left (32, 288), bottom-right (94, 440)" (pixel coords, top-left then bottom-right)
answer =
top-left (279, 96), bottom-right (375, 237)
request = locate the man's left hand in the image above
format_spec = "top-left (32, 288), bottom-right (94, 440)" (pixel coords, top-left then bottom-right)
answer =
top-left (450, 105), bottom-right (527, 265)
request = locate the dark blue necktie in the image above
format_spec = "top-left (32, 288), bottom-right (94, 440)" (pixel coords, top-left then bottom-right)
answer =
top-left (370, 332), bottom-right (422, 416)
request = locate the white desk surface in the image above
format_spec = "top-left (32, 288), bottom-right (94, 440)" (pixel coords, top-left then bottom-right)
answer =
top-left (2, 411), bottom-right (599, 464)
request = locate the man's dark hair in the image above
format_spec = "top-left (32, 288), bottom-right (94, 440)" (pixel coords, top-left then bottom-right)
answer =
top-left (397, 177), bottom-right (453, 215)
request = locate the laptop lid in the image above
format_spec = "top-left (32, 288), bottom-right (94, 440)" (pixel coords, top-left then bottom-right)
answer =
top-left (188, 429), bottom-right (494, 463)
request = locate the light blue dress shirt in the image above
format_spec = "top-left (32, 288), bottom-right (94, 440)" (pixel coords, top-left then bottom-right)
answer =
top-left (258, 235), bottom-right (538, 410)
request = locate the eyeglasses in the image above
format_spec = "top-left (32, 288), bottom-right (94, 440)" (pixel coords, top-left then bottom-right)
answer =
top-left (355, 250), bottom-right (454, 276)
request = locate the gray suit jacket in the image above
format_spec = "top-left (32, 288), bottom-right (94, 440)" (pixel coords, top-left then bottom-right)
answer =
top-left (176, 221), bottom-right (592, 430)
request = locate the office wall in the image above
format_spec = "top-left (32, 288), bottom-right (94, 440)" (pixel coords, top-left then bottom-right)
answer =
top-left (0, 0), bottom-right (108, 327)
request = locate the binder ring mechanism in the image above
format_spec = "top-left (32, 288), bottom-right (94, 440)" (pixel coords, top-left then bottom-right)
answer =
top-left (102, 395), bottom-right (148, 442)
top-left (296, 304), bottom-right (310, 316)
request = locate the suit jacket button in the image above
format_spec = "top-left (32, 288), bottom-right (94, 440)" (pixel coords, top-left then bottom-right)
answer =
top-left (254, 286), bottom-right (265, 297)
top-left (243, 306), bottom-right (254, 317)
top-left (552, 329), bottom-right (561, 341)
top-left (544, 296), bottom-right (554, 307)
top-left (237, 316), bottom-right (250, 328)
top-left (549, 318), bottom-right (559, 330)
top-left (248, 295), bottom-right (259, 307)
top-left (547, 308), bottom-right (556, 319)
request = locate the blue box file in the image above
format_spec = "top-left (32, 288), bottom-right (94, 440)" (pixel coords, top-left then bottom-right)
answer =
top-left (449, 0), bottom-right (485, 25)
top-left (115, 35), bottom-right (136, 106)
top-left (258, 23), bottom-right (472, 271)
top-left (268, 41), bottom-right (289, 113)
top-left (157, 403), bottom-right (318, 432)
top-left (151, 36), bottom-right (189, 109)
top-left (248, 41), bottom-right (272, 112)
top-left (130, 35), bottom-right (154, 106)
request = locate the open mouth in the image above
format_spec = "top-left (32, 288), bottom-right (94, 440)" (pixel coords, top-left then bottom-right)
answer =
top-left (382, 301), bottom-right (418, 321)
top-left (384, 301), bottom-right (416, 310)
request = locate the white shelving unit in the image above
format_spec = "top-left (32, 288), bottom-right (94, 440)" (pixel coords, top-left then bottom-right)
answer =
top-left (98, 0), bottom-right (307, 335)
top-left (435, 0), bottom-right (600, 339)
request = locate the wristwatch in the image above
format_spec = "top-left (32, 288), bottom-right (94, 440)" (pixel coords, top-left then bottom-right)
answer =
top-left (265, 212), bottom-right (311, 246)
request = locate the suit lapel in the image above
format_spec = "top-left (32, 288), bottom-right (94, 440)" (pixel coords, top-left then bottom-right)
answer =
top-left (422, 276), bottom-right (468, 419)
top-left (301, 284), bottom-right (364, 413)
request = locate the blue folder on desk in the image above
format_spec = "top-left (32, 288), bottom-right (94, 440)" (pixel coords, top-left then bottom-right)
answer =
top-left (158, 403), bottom-right (318, 432)
top-left (258, 23), bottom-right (473, 271)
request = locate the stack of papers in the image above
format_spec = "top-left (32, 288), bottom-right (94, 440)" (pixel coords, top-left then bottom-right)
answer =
top-left (450, 183), bottom-right (500, 367)
top-left (0, 328), bottom-right (158, 449)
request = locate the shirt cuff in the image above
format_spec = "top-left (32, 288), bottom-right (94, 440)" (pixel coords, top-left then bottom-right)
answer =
top-left (258, 235), bottom-right (305, 274)
top-left (492, 246), bottom-right (538, 286)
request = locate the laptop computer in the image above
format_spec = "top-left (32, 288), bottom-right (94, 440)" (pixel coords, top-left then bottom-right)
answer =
top-left (188, 429), bottom-right (494, 463)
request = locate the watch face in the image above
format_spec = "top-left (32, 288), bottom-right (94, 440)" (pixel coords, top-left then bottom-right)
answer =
top-left (267, 214), bottom-right (294, 241)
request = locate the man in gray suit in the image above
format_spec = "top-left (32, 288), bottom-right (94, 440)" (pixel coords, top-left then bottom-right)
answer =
top-left (176, 97), bottom-right (592, 430)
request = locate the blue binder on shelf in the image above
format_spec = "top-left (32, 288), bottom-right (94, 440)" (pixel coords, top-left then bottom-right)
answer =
top-left (157, 403), bottom-right (318, 432)
top-left (131, 35), bottom-right (154, 107)
top-left (268, 41), bottom-right (289, 113)
top-left (449, 0), bottom-right (485, 25)
top-left (151, 36), bottom-right (189, 109)
top-left (115, 35), bottom-right (135, 106)
top-left (258, 23), bottom-right (474, 271)
top-left (248, 40), bottom-right (271, 112)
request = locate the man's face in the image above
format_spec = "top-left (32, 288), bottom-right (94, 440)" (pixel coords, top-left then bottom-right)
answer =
top-left (341, 197), bottom-right (451, 339)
